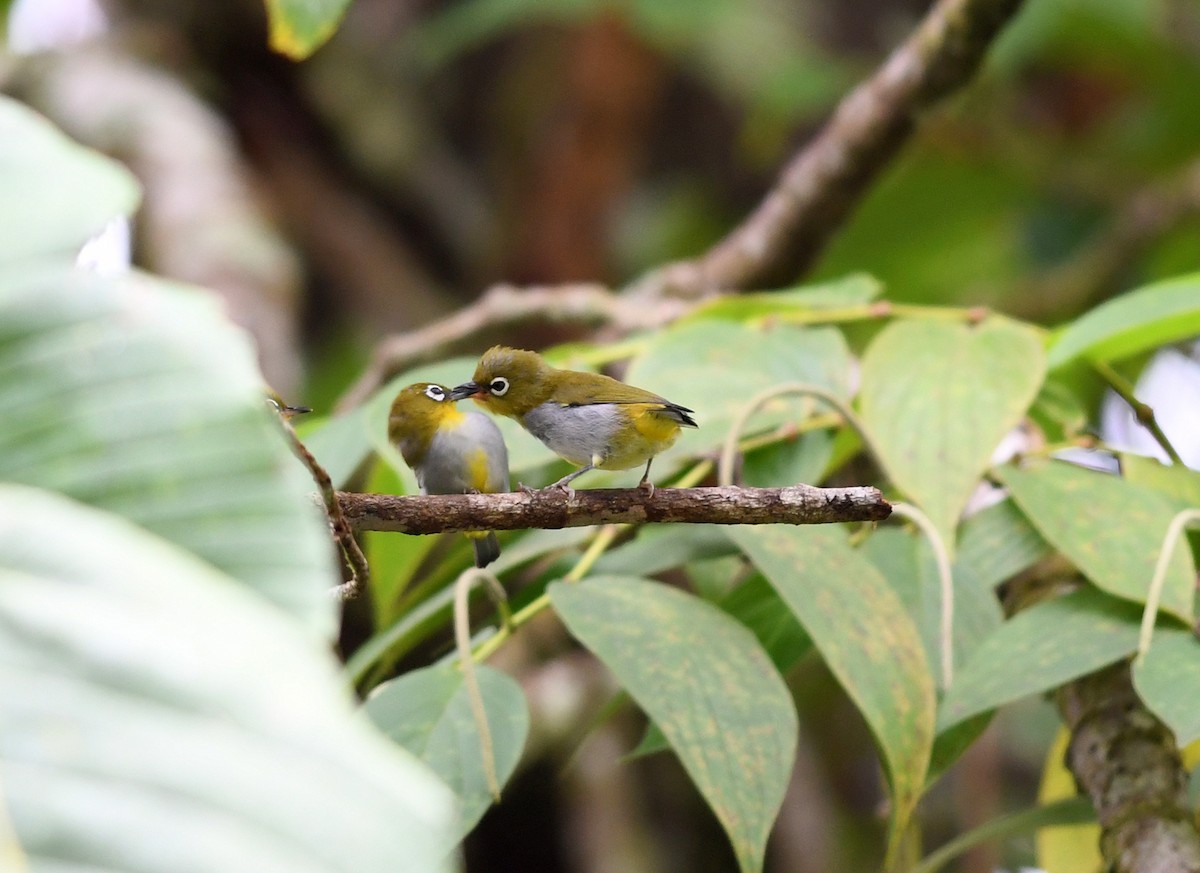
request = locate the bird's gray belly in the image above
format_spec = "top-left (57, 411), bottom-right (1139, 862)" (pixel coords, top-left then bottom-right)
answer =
top-left (521, 403), bottom-right (619, 467)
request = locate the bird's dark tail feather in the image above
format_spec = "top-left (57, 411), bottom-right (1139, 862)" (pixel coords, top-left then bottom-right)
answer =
top-left (473, 532), bottom-right (501, 568)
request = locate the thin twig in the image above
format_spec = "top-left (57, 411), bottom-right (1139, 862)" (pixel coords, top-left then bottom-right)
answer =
top-left (1135, 508), bottom-right (1200, 663)
top-left (279, 419), bottom-right (371, 600)
top-left (891, 503), bottom-right (955, 690)
top-left (339, 484), bottom-right (892, 534)
top-left (1093, 360), bottom-right (1184, 465)
top-left (453, 568), bottom-right (501, 801)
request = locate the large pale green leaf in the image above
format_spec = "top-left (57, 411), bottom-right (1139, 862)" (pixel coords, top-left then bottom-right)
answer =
top-left (998, 461), bottom-right (1195, 621)
top-left (1132, 628), bottom-right (1200, 747)
top-left (1046, 274), bottom-right (1200, 369)
top-left (0, 264), bottom-right (335, 630)
top-left (365, 663), bottom-right (529, 836)
top-left (729, 526), bottom-right (934, 844)
top-left (0, 96), bottom-right (140, 266)
top-left (264, 0), bottom-right (353, 59)
top-left (859, 317), bottom-right (1046, 547)
top-left (0, 486), bottom-right (455, 873)
top-left (938, 588), bottom-right (1142, 731)
top-left (550, 576), bottom-right (796, 873)
top-left (625, 320), bottom-right (853, 464)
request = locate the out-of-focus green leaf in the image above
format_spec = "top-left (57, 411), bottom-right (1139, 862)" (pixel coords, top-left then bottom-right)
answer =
top-left (730, 526), bottom-right (934, 849)
top-left (593, 524), bottom-right (736, 577)
top-left (859, 317), bottom-right (1046, 549)
top-left (1030, 377), bottom-right (1090, 441)
top-left (362, 462), bottom-right (440, 623)
top-left (956, 498), bottom-right (1052, 591)
top-left (1121, 453), bottom-right (1200, 508)
top-left (0, 486), bottom-right (455, 873)
top-left (365, 663), bottom-right (529, 836)
top-left (913, 797), bottom-right (1094, 873)
top-left (550, 576), bottom-right (796, 873)
top-left (264, 0), bottom-right (352, 59)
top-left (742, 430), bottom-right (833, 489)
top-left (938, 588), bottom-right (1142, 731)
top-left (680, 273), bottom-right (882, 323)
top-left (626, 321), bottom-right (852, 466)
top-left (0, 96), bottom-right (140, 266)
top-left (0, 264), bottom-right (335, 630)
top-left (1047, 274), bottom-right (1200, 369)
top-left (998, 461), bottom-right (1195, 621)
top-left (1132, 627), bottom-right (1200, 747)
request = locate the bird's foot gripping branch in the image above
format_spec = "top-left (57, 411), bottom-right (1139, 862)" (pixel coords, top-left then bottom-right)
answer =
top-left (337, 483), bottom-right (892, 535)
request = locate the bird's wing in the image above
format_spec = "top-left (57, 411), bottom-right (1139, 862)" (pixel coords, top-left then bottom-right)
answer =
top-left (552, 370), bottom-right (695, 417)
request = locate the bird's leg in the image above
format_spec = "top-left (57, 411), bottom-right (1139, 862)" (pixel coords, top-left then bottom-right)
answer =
top-left (638, 458), bottom-right (655, 499)
top-left (545, 463), bottom-right (594, 498)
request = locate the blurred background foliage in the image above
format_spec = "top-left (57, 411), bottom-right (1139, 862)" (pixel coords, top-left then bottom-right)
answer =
top-left (3, 0), bottom-right (1200, 872)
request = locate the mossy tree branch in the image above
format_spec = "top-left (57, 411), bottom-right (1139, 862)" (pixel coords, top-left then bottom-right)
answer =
top-left (338, 484), bottom-right (891, 535)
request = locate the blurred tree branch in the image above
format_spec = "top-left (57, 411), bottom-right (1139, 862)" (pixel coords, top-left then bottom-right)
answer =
top-left (1056, 662), bottom-right (1200, 872)
top-left (338, 0), bottom-right (1027, 406)
top-left (338, 484), bottom-right (891, 534)
top-left (633, 0), bottom-right (1028, 299)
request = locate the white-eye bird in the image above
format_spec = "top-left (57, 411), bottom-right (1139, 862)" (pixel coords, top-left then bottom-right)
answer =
top-left (388, 382), bottom-right (510, 568)
top-left (450, 347), bottom-right (697, 491)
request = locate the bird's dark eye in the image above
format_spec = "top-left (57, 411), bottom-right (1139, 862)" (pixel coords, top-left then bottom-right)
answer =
top-left (424, 385), bottom-right (446, 402)
top-left (489, 377), bottom-right (510, 397)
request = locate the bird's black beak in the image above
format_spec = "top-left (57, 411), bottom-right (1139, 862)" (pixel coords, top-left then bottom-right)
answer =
top-left (282, 405), bottom-right (312, 417)
top-left (448, 382), bottom-right (483, 401)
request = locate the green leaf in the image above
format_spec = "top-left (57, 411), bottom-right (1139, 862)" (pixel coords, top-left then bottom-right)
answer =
top-left (1047, 274), bottom-right (1200, 369)
top-left (300, 405), bottom-right (374, 489)
top-left (956, 498), bottom-right (1052, 591)
top-left (679, 273), bottom-right (882, 323)
top-left (1121, 453), bottom-right (1200, 509)
top-left (729, 526), bottom-right (934, 846)
top-left (912, 797), bottom-right (1094, 873)
top-left (859, 317), bottom-right (1046, 548)
top-left (264, 0), bottom-right (353, 59)
top-left (742, 430), bottom-right (834, 488)
top-left (365, 663), bottom-right (530, 836)
top-left (550, 576), bottom-right (797, 873)
top-left (0, 486), bottom-right (456, 873)
top-left (998, 460), bottom-right (1195, 621)
top-left (626, 321), bottom-right (853, 465)
top-left (860, 527), bottom-right (1003, 685)
top-left (938, 588), bottom-right (1142, 731)
top-left (1132, 628), bottom-right (1200, 747)
top-left (0, 264), bottom-right (335, 629)
top-left (0, 96), bottom-right (140, 266)
top-left (593, 524), bottom-right (737, 577)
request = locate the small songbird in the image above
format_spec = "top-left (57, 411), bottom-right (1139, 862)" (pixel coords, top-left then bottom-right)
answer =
top-left (450, 347), bottom-right (697, 491)
top-left (388, 382), bottom-right (510, 568)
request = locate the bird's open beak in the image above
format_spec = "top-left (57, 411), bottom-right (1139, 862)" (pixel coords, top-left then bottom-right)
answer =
top-left (448, 382), bottom-right (484, 401)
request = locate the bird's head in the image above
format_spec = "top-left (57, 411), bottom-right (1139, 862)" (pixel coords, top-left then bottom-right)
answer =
top-left (450, 347), bottom-right (553, 418)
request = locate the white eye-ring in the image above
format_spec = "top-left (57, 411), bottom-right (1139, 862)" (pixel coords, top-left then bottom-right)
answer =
top-left (424, 385), bottom-right (447, 402)
top-left (489, 377), bottom-right (510, 397)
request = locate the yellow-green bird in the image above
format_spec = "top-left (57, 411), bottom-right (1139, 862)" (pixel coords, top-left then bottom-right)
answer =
top-left (388, 382), bottom-right (510, 568)
top-left (450, 346), bottom-right (696, 491)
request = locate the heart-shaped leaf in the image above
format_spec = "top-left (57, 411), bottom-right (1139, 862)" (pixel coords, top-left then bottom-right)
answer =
top-left (859, 317), bottom-right (1046, 548)
top-left (551, 576), bottom-right (796, 873)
